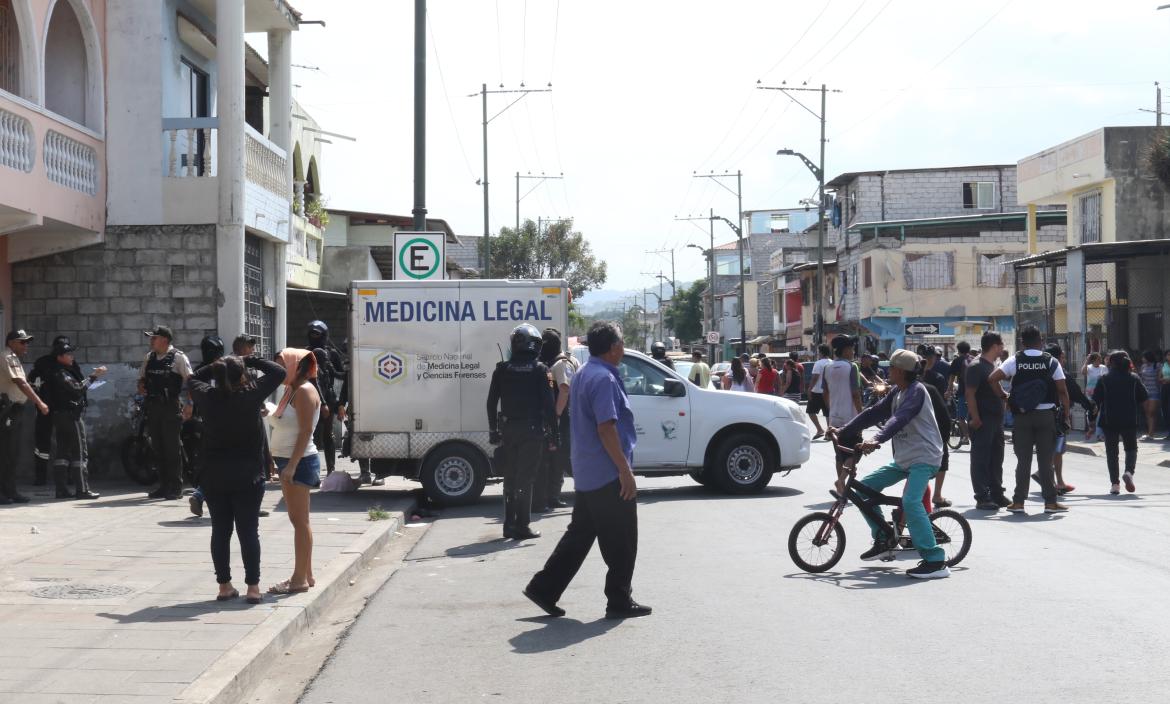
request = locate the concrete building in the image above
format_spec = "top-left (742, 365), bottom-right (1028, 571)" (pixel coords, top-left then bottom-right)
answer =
top-left (1011, 126), bottom-right (1170, 362)
top-left (4, 0), bottom-right (303, 472)
top-left (824, 164), bottom-right (1066, 353)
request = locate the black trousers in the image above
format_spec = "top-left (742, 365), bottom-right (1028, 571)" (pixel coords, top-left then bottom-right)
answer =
top-left (1104, 427), bottom-right (1139, 484)
top-left (501, 430), bottom-right (543, 532)
top-left (0, 404), bottom-right (25, 498)
top-left (34, 410), bottom-right (52, 462)
top-left (146, 399), bottom-right (184, 494)
top-left (532, 416), bottom-right (570, 508)
top-left (52, 411), bottom-right (90, 494)
top-left (205, 480), bottom-right (265, 586)
top-left (1011, 408), bottom-right (1058, 504)
top-left (968, 419), bottom-right (1005, 502)
top-left (527, 479), bottom-right (638, 609)
top-left (314, 411), bottom-right (336, 472)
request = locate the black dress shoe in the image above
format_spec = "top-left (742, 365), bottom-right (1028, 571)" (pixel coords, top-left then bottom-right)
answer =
top-left (55, 489), bottom-right (73, 499)
top-left (522, 588), bottom-right (565, 617)
top-left (164, 492), bottom-right (182, 501)
top-left (0, 496), bottom-right (11, 505)
top-left (511, 527), bottom-right (541, 540)
top-left (548, 499), bottom-right (569, 509)
top-left (147, 488), bottom-right (166, 499)
top-left (74, 491), bottom-right (100, 500)
top-left (605, 601), bottom-right (653, 620)
top-left (9, 494), bottom-right (30, 504)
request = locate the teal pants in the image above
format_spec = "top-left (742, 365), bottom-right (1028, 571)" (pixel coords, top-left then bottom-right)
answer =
top-left (859, 461), bottom-right (945, 563)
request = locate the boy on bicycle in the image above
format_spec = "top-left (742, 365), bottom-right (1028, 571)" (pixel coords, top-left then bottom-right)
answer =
top-left (836, 349), bottom-right (950, 579)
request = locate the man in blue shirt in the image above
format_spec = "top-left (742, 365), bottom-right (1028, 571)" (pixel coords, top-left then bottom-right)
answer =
top-left (524, 321), bottom-right (651, 620)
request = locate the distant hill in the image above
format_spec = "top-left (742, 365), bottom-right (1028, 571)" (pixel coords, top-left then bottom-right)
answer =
top-left (576, 281), bottom-right (695, 314)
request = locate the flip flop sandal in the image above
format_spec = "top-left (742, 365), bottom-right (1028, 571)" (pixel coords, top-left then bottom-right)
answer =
top-left (215, 589), bottom-right (239, 601)
top-left (267, 580), bottom-right (310, 595)
top-left (933, 498), bottom-right (953, 508)
top-left (246, 593), bottom-right (263, 604)
top-left (1057, 484), bottom-right (1076, 495)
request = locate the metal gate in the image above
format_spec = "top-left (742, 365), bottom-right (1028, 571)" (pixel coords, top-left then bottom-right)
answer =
top-left (244, 236), bottom-right (275, 357)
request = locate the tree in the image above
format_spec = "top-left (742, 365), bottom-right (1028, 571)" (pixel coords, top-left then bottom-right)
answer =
top-left (479, 219), bottom-right (608, 299)
top-left (664, 278), bottom-right (707, 343)
top-left (581, 305), bottom-right (648, 351)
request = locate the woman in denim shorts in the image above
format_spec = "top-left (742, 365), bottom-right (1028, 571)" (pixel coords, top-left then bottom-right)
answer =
top-left (268, 348), bottom-right (322, 595)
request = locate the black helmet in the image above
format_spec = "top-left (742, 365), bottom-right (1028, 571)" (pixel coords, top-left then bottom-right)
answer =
top-left (651, 341), bottom-right (667, 358)
top-left (307, 320), bottom-right (329, 340)
top-left (539, 328), bottom-right (562, 365)
top-left (510, 324), bottom-right (543, 358)
top-left (200, 335), bottom-right (225, 365)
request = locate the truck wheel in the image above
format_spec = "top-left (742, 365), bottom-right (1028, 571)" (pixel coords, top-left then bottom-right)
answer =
top-left (710, 433), bottom-right (774, 494)
top-left (420, 445), bottom-right (488, 507)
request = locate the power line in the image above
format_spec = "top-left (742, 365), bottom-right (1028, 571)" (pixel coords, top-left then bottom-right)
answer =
top-left (811, 0), bottom-right (895, 76)
top-left (494, 0), bottom-right (504, 85)
top-left (759, 1), bottom-right (836, 80)
top-left (835, 0), bottom-right (1015, 138)
top-left (427, 14), bottom-right (476, 182)
top-left (786, 0), bottom-right (869, 81)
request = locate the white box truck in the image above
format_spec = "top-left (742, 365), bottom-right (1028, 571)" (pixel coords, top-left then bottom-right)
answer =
top-left (349, 279), bottom-right (812, 506)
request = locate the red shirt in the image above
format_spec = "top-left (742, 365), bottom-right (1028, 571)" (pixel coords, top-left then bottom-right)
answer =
top-left (756, 367), bottom-right (779, 395)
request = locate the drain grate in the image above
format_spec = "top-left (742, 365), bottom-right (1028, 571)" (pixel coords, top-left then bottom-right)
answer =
top-left (30, 584), bottom-right (134, 600)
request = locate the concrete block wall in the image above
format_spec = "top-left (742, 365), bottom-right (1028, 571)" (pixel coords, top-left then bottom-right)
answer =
top-left (881, 167), bottom-right (1020, 221)
top-left (8, 225), bottom-right (218, 479)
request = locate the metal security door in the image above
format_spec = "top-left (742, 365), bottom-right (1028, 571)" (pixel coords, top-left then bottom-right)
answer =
top-left (244, 236), bottom-right (275, 357)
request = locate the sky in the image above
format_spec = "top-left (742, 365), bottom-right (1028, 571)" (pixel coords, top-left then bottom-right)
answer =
top-left (263, 0), bottom-right (1170, 300)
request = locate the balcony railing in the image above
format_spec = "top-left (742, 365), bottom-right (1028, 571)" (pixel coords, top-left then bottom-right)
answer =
top-left (0, 107), bottom-right (33, 173)
top-left (44, 129), bottom-right (98, 195)
top-left (163, 118), bottom-right (289, 198)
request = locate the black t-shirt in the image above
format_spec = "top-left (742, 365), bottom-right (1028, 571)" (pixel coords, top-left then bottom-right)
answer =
top-left (951, 354), bottom-right (971, 395)
top-left (965, 357), bottom-right (1003, 419)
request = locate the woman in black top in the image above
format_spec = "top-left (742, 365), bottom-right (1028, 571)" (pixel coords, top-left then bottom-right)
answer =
top-left (1092, 351), bottom-right (1147, 495)
top-left (188, 355), bottom-right (286, 604)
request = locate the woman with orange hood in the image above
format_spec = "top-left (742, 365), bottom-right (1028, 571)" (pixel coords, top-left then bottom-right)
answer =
top-left (267, 348), bottom-right (321, 594)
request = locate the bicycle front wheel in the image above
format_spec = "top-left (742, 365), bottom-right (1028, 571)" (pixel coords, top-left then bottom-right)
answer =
top-left (929, 508), bottom-right (972, 567)
top-left (788, 512), bottom-right (846, 573)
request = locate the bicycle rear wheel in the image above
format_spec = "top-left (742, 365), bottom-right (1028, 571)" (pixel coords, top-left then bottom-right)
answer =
top-left (121, 436), bottom-right (159, 486)
top-left (947, 421), bottom-right (963, 450)
top-left (929, 508), bottom-right (972, 567)
top-left (788, 512), bottom-right (846, 573)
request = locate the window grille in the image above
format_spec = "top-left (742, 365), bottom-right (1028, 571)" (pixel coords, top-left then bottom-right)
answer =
top-left (1080, 191), bottom-right (1101, 244)
top-left (977, 253), bottom-right (1011, 287)
top-left (903, 252), bottom-right (955, 289)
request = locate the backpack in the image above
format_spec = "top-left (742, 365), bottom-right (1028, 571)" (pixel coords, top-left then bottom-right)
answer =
top-left (1008, 352), bottom-right (1055, 414)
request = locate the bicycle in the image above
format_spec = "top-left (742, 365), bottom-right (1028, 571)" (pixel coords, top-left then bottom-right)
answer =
top-left (787, 430), bottom-right (972, 573)
top-left (944, 396), bottom-right (964, 450)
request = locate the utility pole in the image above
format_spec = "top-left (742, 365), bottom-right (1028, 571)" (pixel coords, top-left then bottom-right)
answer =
top-left (516, 172), bottom-right (564, 232)
top-left (1141, 82), bottom-right (1166, 126)
top-left (411, 0), bottom-right (426, 231)
top-left (760, 82), bottom-right (841, 345)
top-left (694, 171), bottom-right (746, 354)
top-left (646, 247), bottom-right (677, 300)
top-left (469, 83), bottom-right (552, 276)
top-left (677, 213), bottom-right (717, 359)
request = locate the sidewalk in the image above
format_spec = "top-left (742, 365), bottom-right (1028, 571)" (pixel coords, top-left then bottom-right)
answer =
top-left (1063, 435), bottom-right (1170, 467)
top-left (0, 459), bottom-right (416, 704)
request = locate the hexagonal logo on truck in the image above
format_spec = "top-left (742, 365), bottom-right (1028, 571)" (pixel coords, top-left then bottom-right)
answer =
top-left (374, 351), bottom-right (405, 384)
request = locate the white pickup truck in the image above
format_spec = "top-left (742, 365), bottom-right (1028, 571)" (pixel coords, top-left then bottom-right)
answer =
top-left (348, 279), bottom-right (811, 505)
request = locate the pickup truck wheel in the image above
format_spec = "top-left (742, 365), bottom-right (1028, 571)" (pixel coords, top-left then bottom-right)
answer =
top-left (711, 433), bottom-right (774, 494)
top-left (420, 445), bottom-right (488, 507)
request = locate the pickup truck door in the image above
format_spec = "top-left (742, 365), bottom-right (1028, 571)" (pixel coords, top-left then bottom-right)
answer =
top-left (619, 355), bottom-right (691, 467)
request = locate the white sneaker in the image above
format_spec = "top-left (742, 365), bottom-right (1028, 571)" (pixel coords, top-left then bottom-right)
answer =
top-left (1110, 483), bottom-right (1120, 495)
top-left (1123, 472), bottom-right (1136, 493)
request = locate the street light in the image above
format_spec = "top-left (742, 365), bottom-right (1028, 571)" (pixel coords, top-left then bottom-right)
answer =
top-left (687, 243), bottom-right (716, 362)
top-left (778, 147), bottom-right (827, 346)
top-left (710, 214), bottom-right (747, 355)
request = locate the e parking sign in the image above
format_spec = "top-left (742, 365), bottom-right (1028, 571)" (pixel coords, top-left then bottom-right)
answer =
top-left (393, 232), bottom-right (446, 281)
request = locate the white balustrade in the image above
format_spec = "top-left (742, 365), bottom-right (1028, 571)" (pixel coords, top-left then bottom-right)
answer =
top-left (0, 107), bottom-right (33, 173)
top-left (163, 126), bottom-right (214, 177)
top-left (44, 130), bottom-right (97, 195)
top-left (245, 128), bottom-right (288, 196)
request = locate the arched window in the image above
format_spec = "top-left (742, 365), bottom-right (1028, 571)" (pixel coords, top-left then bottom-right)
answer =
top-left (306, 156), bottom-right (320, 204)
top-left (43, 0), bottom-right (85, 123)
top-left (43, 0), bottom-right (102, 130)
top-left (0, 0), bottom-right (34, 100)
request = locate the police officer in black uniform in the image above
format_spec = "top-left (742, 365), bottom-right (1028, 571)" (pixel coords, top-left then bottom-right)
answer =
top-left (28, 335), bottom-right (76, 486)
top-left (43, 339), bottom-right (106, 500)
top-left (138, 326), bottom-right (193, 500)
top-left (487, 324), bottom-right (555, 540)
top-left (650, 341), bottom-right (675, 370)
top-left (306, 321), bottom-right (346, 477)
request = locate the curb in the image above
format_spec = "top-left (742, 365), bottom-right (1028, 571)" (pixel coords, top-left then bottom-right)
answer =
top-left (174, 499), bottom-right (416, 704)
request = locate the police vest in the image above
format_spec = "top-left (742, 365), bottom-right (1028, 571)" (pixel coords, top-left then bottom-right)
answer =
top-left (1010, 351), bottom-right (1057, 412)
top-left (145, 351), bottom-right (183, 401)
top-left (498, 359), bottom-right (549, 426)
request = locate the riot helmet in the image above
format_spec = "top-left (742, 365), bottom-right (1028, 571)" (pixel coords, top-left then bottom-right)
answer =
top-left (307, 320), bottom-right (329, 345)
top-left (651, 341), bottom-right (667, 359)
top-left (539, 328), bottom-right (562, 365)
top-left (510, 324), bottom-right (543, 359)
top-left (200, 335), bottom-right (225, 366)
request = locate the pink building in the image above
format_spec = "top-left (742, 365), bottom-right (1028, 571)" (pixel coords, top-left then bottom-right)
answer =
top-left (0, 0), bottom-right (105, 331)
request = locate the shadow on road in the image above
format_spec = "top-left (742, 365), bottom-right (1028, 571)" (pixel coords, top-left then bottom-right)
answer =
top-left (784, 566), bottom-right (966, 590)
top-left (97, 598), bottom-right (258, 624)
top-left (445, 538), bottom-right (536, 559)
top-left (509, 616), bottom-right (621, 653)
top-left (636, 485), bottom-right (802, 505)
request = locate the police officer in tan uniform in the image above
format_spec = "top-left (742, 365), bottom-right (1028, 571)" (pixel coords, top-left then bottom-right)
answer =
top-left (0, 330), bottom-right (49, 504)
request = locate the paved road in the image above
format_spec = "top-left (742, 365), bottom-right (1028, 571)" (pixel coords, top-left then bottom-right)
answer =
top-left (302, 440), bottom-right (1170, 704)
